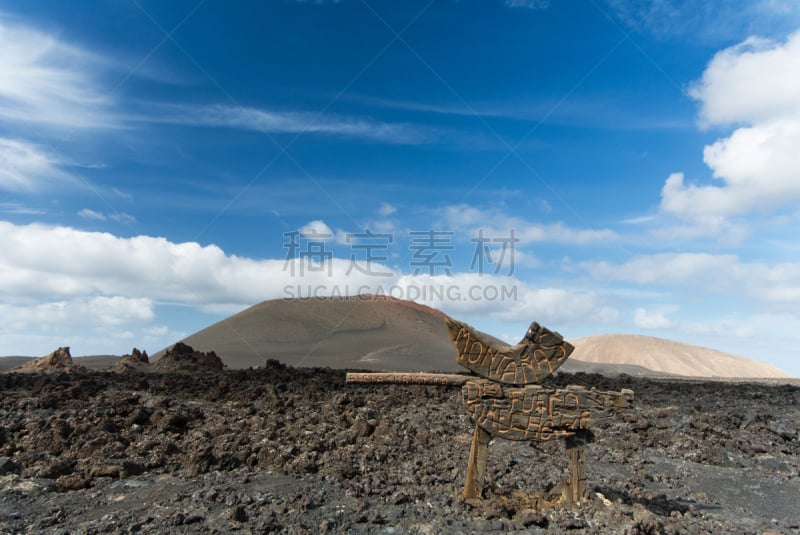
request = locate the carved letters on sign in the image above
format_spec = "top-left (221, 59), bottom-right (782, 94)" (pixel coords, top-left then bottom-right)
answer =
top-left (462, 378), bottom-right (634, 442)
top-left (445, 319), bottom-right (575, 385)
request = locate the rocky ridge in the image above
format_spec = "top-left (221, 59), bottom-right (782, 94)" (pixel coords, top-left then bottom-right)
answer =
top-left (111, 348), bottom-right (150, 373)
top-left (150, 342), bottom-right (224, 373)
top-left (9, 347), bottom-right (85, 374)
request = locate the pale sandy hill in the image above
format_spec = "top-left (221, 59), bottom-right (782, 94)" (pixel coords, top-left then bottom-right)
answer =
top-left (160, 295), bottom-right (460, 372)
top-left (570, 334), bottom-right (792, 378)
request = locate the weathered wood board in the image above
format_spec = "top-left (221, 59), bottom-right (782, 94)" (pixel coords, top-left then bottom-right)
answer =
top-left (445, 319), bottom-right (575, 385)
top-left (346, 372), bottom-right (469, 386)
top-left (462, 378), bottom-right (634, 442)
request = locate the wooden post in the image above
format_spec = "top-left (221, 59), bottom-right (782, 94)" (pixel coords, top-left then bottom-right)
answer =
top-left (561, 432), bottom-right (589, 504)
top-left (463, 425), bottom-right (491, 500)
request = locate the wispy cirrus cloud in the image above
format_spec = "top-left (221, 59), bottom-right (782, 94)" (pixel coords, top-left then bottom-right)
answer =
top-left (0, 137), bottom-right (79, 191)
top-left (142, 103), bottom-right (439, 145)
top-left (0, 13), bottom-right (117, 131)
top-left (0, 13), bottom-right (119, 194)
top-left (78, 209), bottom-right (106, 221)
top-left (0, 202), bottom-right (46, 215)
top-left (77, 208), bottom-right (136, 224)
top-left (350, 94), bottom-right (692, 131)
top-left (505, 0), bottom-right (549, 10)
top-left (605, 0), bottom-right (800, 43)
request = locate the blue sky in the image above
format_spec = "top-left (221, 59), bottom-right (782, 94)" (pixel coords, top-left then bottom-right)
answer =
top-left (2, 0), bottom-right (800, 376)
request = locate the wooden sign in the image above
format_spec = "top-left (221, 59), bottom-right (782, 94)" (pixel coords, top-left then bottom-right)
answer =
top-left (446, 319), bottom-right (632, 501)
top-left (345, 316), bottom-right (634, 504)
top-left (462, 378), bottom-right (634, 442)
top-left (445, 318), bottom-right (574, 385)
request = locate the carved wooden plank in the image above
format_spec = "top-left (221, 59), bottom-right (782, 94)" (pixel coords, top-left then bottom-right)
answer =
top-left (345, 372), bottom-right (469, 386)
top-left (445, 318), bottom-right (575, 385)
top-left (462, 425), bottom-right (491, 500)
top-left (462, 379), bottom-right (634, 442)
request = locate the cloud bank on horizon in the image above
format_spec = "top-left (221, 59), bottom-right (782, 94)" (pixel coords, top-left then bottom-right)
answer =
top-left (1, 1), bottom-right (800, 376)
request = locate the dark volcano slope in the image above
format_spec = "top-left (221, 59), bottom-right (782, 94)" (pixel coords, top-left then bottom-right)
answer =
top-left (163, 295), bottom-right (458, 371)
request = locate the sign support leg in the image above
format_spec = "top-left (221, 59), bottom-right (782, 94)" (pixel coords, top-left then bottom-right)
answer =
top-left (562, 432), bottom-right (588, 504)
top-left (463, 425), bottom-right (491, 500)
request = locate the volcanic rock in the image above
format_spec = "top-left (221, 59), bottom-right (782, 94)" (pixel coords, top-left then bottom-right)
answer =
top-left (152, 342), bottom-right (224, 372)
top-left (112, 348), bottom-right (150, 372)
top-left (0, 365), bottom-right (797, 533)
top-left (9, 347), bottom-right (84, 374)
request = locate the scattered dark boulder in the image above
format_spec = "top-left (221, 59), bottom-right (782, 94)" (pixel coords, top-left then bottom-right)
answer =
top-left (55, 473), bottom-right (90, 492)
top-left (0, 456), bottom-right (19, 475)
top-left (152, 343), bottom-right (224, 372)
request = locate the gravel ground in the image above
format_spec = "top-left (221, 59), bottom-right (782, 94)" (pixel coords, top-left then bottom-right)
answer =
top-left (1, 361), bottom-right (798, 534)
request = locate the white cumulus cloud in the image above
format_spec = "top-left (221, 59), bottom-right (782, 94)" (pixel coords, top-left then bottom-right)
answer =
top-left (0, 296), bottom-right (153, 331)
top-left (661, 32), bottom-right (800, 227)
top-left (583, 253), bottom-right (800, 311)
top-left (690, 34), bottom-right (800, 126)
top-left (442, 204), bottom-right (617, 245)
top-left (378, 202), bottom-right (397, 216)
top-left (634, 306), bottom-right (676, 329)
top-left (299, 219), bottom-right (334, 237)
top-left (0, 220), bottom-right (622, 355)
